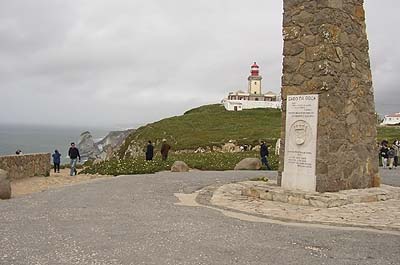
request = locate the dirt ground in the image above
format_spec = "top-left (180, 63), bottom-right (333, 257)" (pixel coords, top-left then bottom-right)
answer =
top-left (10, 168), bottom-right (112, 197)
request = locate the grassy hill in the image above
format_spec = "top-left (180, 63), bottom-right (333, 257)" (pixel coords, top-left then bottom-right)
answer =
top-left (118, 104), bottom-right (282, 158)
top-left (117, 104), bottom-right (400, 159)
top-left (82, 104), bottom-right (399, 175)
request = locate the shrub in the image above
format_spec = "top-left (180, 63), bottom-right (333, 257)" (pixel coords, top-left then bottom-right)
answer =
top-left (80, 151), bottom-right (279, 176)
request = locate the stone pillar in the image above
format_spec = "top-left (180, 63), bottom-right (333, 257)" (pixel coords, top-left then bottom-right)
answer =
top-left (279, 0), bottom-right (379, 192)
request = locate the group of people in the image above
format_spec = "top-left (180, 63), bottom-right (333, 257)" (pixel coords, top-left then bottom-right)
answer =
top-left (145, 139), bottom-right (171, 161)
top-left (50, 140), bottom-right (170, 177)
top-left (379, 140), bottom-right (400, 169)
top-left (51, 142), bottom-right (81, 176)
top-left (50, 138), bottom-right (270, 175)
top-left (146, 139), bottom-right (272, 170)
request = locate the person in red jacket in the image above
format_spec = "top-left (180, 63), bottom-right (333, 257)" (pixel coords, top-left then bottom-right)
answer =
top-left (160, 139), bottom-right (171, 161)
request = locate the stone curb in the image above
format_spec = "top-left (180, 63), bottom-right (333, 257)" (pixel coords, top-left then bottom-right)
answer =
top-left (194, 181), bottom-right (400, 232)
top-left (241, 181), bottom-right (400, 208)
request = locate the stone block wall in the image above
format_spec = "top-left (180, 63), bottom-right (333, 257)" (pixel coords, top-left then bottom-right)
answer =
top-left (0, 153), bottom-right (51, 180)
top-left (279, 0), bottom-right (379, 192)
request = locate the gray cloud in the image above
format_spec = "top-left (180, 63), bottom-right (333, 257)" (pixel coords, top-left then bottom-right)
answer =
top-left (0, 0), bottom-right (398, 127)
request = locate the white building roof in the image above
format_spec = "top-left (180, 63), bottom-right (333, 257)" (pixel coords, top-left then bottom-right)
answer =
top-left (385, 112), bottom-right (400, 118)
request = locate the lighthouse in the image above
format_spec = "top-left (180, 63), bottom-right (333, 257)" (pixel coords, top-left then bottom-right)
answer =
top-left (222, 62), bottom-right (280, 111)
top-left (248, 62), bottom-right (262, 95)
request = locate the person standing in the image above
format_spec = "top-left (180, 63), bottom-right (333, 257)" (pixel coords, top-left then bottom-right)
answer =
top-left (380, 143), bottom-right (389, 169)
top-left (388, 147), bottom-right (395, 170)
top-left (160, 139), bottom-right (171, 161)
top-left (145, 141), bottom-right (154, 161)
top-left (393, 141), bottom-right (399, 168)
top-left (68, 142), bottom-right (81, 176)
top-left (260, 141), bottom-right (271, 170)
top-left (52, 150), bottom-right (61, 173)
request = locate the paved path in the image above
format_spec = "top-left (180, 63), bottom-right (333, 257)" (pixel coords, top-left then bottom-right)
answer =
top-left (380, 167), bottom-right (400, 186)
top-left (1, 170), bottom-right (399, 265)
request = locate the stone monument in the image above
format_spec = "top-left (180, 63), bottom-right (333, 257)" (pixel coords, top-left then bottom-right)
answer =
top-left (279, 0), bottom-right (379, 192)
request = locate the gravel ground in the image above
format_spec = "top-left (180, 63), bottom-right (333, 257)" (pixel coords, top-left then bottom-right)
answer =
top-left (1, 170), bottom-right (399, 265)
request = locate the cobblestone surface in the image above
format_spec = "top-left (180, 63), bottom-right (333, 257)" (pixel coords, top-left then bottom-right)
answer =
top-left (210, 182), bottom-right (400, 231)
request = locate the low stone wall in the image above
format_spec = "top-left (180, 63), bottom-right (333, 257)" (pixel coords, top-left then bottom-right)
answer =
top-left (0, 153), bottom-right (51, 180)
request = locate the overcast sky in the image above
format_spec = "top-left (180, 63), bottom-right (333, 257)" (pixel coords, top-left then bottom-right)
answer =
top-left (0, 0), bottom-right (398, 129)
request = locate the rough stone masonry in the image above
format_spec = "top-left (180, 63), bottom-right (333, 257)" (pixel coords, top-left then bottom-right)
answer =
top-left (0, 153), bottom-right (51, 180)
top-left (279, 0), bottom-right (379, 192)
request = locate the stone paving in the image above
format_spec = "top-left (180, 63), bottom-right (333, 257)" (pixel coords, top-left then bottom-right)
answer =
top-left (208, 181), bottom-right (400, 232)
top-left (241, 180), bottom-right (400, 208)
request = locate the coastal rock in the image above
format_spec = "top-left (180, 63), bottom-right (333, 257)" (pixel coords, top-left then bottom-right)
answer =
top-left (78, 131), bottom-right (101, 161)
top-left (78, 129), bottom-right (135, 161)
top-left (124, 143), bottom-right (144, 159)
top-left (234, 158), bottom-right (262, 170)
top-left (171, 161), bottom-right (189, 172)
top-left (97, 129), bottom-right (135, 160)
top-left (0, 169), bottom-right (11, 200)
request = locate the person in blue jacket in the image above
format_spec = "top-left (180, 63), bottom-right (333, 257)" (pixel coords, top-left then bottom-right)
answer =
top-left (52, 150), bottom-right (61, 173)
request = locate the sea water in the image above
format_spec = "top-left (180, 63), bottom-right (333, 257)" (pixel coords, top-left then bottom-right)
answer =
top-left (0, 124), bottom-right (110, 164)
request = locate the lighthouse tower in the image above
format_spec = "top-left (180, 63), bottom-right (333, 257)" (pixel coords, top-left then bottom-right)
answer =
top-left (248, 62), bottom-right (262, 95)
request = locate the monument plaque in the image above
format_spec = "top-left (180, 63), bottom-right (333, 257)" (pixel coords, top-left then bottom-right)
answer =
top-left (280, 1), bottom-right (379, 192)
top-left (282, 94), bottom-right (319, 192)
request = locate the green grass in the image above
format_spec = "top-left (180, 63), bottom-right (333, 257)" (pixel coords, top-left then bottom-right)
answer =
top-left (118, 104), bottom-right (281, 159)
top-left (81, 104), bottom-right (399, 176)
top-left (81, 151), bottom-right (278, 176)
top-left (118, 104), bottom-right (399, 159)
top-left (377, 126), bottom-right (400, 144)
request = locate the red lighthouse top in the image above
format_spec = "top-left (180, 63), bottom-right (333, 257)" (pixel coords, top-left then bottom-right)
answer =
top-left (250, 62), bottom-right (259, 76)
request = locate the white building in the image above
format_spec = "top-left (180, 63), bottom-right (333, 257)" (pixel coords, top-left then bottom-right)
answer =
top-left (381, 113), bottom-right (400, 125)
top-left (222, 62), bottom-right (281, 111)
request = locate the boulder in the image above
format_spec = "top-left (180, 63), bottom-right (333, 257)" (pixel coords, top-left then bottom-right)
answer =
top-left (212, 146), bottom-right (222, 152)
top-left (234, 158), bottom-right (262, 170)
top-left (171, 161), bottom-right (190, 172)
top-left (222, 143), bottom-right (237, 153)
top-left (194, 147), bottom-right (205, 153)
top-left (252, 145), bottom-right (261, 152)
top-left (0, 169), bottom-right (11, 200)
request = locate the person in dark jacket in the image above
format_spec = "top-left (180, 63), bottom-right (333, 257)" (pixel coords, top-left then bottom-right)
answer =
top-left (52, 150), bottom-right (61, 173)
top-left (260, 141), bottom-right (271, 170)
top-left (68, 142), bottom-right (81, 176)
top-left (146, 141), bottom-right (154, 161)
top-left (160, 139), bottom-right (171, 161)
top-left (392, 141), bottom-right (399, 168)
top-left (388, 147), bottom-right (396, 169)
top-left (380, 143), bottom-right (389, 169)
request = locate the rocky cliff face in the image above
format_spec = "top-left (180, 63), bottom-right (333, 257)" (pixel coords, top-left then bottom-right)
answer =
top-left (78, 129), bottom-right (135, 161)
top-left (78, 131), bottom-right (101, 161)
top-left (97, 129), bottom-right (135, 160)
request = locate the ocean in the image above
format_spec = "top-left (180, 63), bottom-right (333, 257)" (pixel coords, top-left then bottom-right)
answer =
top-left (0, 124), bottom-right (112, 164)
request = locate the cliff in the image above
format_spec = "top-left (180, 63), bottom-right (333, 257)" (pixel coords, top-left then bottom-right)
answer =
top-left (78, 129), bottom-right (135, 161)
